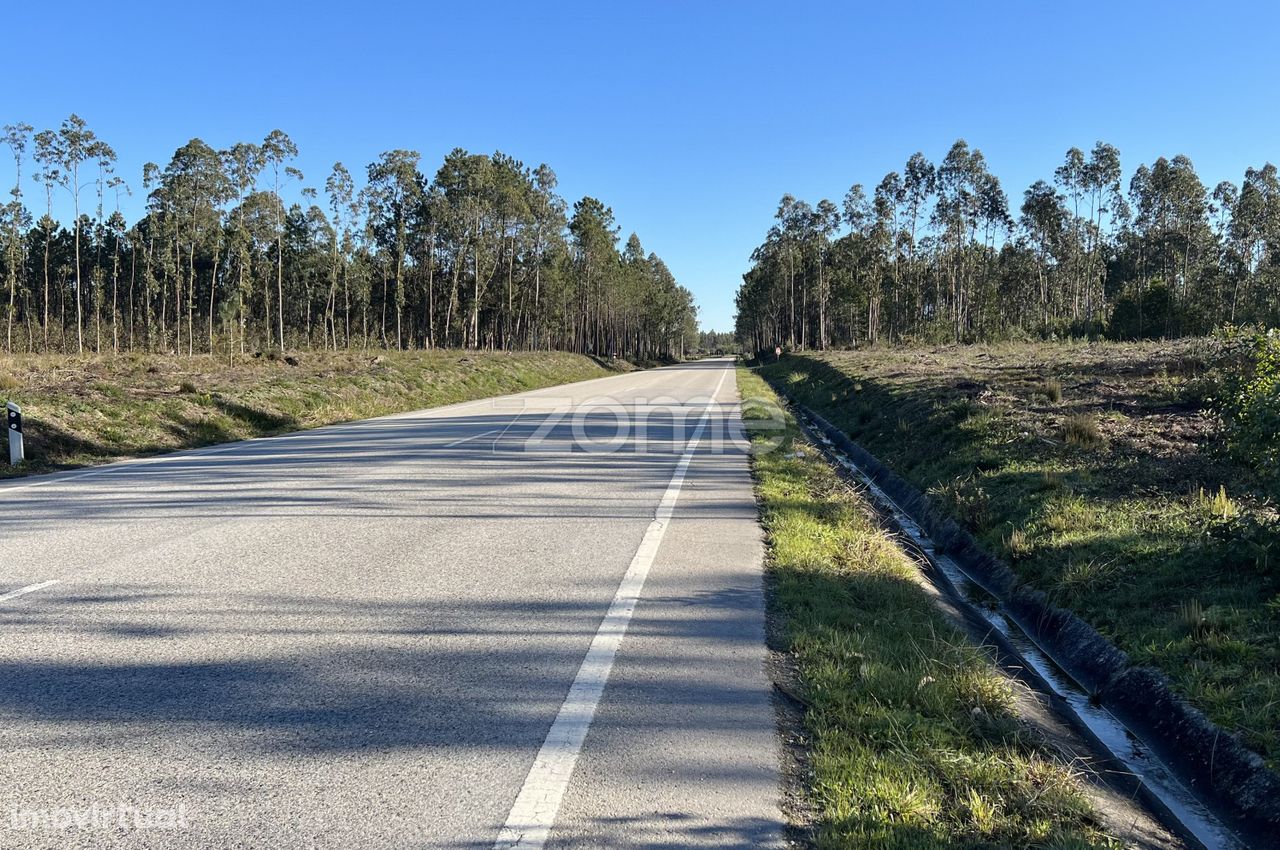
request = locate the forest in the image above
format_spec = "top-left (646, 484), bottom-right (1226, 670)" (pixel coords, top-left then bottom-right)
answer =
top-left (0, 116), bottom-right (699, 360)
top-left (735, 139), bottom-right (1280, 353)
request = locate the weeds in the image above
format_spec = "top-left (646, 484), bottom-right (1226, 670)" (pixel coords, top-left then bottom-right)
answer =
top-left (1038, 470), bottom-right (1065, 491)
top-left (1062, 414), bottom-right (1104, 449)
top-left (1193, 484), bottom-right (1238, 521)
top-left (1042, 495), bottom-right (1100, 537)
top-left (738, 365), bottom-right (1116, 848)
top-left (759, 342), bottom-right (1280, 768)
top-left (1041, 378), bottom-right (1063, 403)
top-left (1055, 558), bottom-right (1121, 604)
top-left (931, 475), bottom-right (992, 530)
top-left (1004, 527), bottom-right (1030, 559)
top-left (1178, 599), bottom-right (1207, 639)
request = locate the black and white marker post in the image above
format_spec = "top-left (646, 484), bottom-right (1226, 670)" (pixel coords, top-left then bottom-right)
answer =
top-left (6, 401), bottom-right (22, 466)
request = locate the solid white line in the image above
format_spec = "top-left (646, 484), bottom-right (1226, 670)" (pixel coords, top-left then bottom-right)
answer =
top-left (493, 366), bottom-right (730, 850)
top-left (0, 579), bottom-right (62, 604)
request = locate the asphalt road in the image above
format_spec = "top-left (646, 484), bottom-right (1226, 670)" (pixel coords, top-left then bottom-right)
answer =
top-left (0, 357), bottom-right (783, 849)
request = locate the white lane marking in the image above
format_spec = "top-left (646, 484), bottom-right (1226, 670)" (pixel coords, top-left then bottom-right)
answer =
top-left (493, 366), bottom-right (730, 850)
top-left (0, 363), bottom-right (707, 496)
top-left (0, 579), bottom-right (62, 603)
top-left (442, 428), bottom-right (503, 448)
top-left (0, 396), bottom-right (506, 495)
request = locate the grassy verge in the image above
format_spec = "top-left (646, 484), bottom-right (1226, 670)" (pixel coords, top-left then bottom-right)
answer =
top-left (0, 350), bottom-right (623, 478)
top-left (757, 341), bottom-right (1280, 770)
top-left (739, 365), bottom-right (1116, 848)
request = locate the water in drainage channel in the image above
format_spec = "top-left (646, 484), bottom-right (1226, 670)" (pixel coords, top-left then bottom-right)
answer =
top-left (795, 412), bottom-right (1246, 850)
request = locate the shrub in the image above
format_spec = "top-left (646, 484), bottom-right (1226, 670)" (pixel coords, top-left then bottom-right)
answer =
top-left (1210, 328), bottom-right (1280, 483)
top-left (1206, 511), bottom-right (1278, 576)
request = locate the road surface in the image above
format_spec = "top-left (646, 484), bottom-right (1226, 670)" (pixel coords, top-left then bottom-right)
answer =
top-left (0, 357), bottom-right (783, 849)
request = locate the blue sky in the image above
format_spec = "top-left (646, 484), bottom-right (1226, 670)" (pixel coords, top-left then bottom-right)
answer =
top-left (4, 1), bottom-right (1279, 330)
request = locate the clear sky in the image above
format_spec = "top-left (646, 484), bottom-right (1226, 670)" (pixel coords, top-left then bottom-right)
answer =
top-left (4, 0), bottom-right (1279, 331)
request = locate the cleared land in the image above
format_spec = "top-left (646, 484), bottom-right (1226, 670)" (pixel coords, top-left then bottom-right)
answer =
top-left (758, 340), bottom-right (1280, 771)
top-left (739, 366), bottom-right (1123, 848)
top-left (0, 350), bottom-right (623, 478)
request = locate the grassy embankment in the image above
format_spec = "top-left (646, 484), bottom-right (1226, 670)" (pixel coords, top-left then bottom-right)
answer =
top-left (0, 350), bottom-right (623, 478)
top-left (758, 341), bottom-right (1280, 770)
top-left (739, 365), bottom-right (1117, 848)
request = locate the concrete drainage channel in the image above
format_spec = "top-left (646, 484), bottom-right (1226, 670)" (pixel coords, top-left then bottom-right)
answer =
top-left (782, 398), bottom-right (1274, 850)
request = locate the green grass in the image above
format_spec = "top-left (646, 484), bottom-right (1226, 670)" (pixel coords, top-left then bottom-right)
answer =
top-left (738, 365), bottom-right (1116, 849)
top-left (0, 349), bottom-right (623, 478)
top-left (758, 341), bottom-right (1280, 770)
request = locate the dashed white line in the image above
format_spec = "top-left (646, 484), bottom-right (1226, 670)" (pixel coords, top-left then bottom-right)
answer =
top-left (492, 367), bottom-right (730, 850)
top-left (0, 369), bottom-right (660, 495)
top-left (0, 579), bottom-right (62, 603)
top-left (442, 428), bottom-right (503, 448)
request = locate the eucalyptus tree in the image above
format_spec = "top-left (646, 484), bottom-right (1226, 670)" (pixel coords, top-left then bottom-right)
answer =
top-left (366, 149), bottom-right (422, 349)
top-left (770, 194), bottom-right (813, 347)
top-left (1083, 142), bottom-right (1123, 314)
top-left (262, 129), bottom-right (300, 351)
top-left (974, 171), bottom-right (1011, 334)
top-left (934, 140), bottom-right (995, 337)
top-left (812, 198), bottom-right (840, 348)
top-left (33, 155), bottom-right (57, 349)
top-left (104, 202), bottom-right (126, 353)
top-left (839, 183), bottom-right (880, 343)
top-left (323, 162), bottom-right (355, 349)
top-left (901, 152), bottom-right (936, 322)
top-left (2, 122), bottom-right (31, 351)
top-left (1207, 180), bottom-right (1238, 324)
top-left (154, 138), bottom-right (232, 354)
top-left (1054, 147), bottom-right (1089, 314)
top-left (140, 163), bottom-right (165, 347)
top-left (735, 137), bottom-right (1250, 346)
top-left (282, 200), bottom-right (331, 343)
top-left (1226, 164), bottom-right (1280, 322)
top-left (223, 142), bottom-right (264, 354)
top-left (1128, 155), bottom-right (1211, 321)
top-left (1020, 180), bottom-right (1068, 325)
top-left (868, 175), bottom-right (900, 339)
top-left (0, 120), bottom-right (697, 357)
top-left (34, 115), bottom-right (115, 353)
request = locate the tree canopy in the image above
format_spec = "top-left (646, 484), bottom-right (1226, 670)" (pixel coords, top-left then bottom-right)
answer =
top-left (735, 139), bottom-right (1280, 353)
top-left (0, 117), bottom-right (698, 359)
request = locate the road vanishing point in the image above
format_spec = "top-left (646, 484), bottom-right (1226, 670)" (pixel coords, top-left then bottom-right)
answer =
top-left (0, 358), bottom-right (784, 849)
